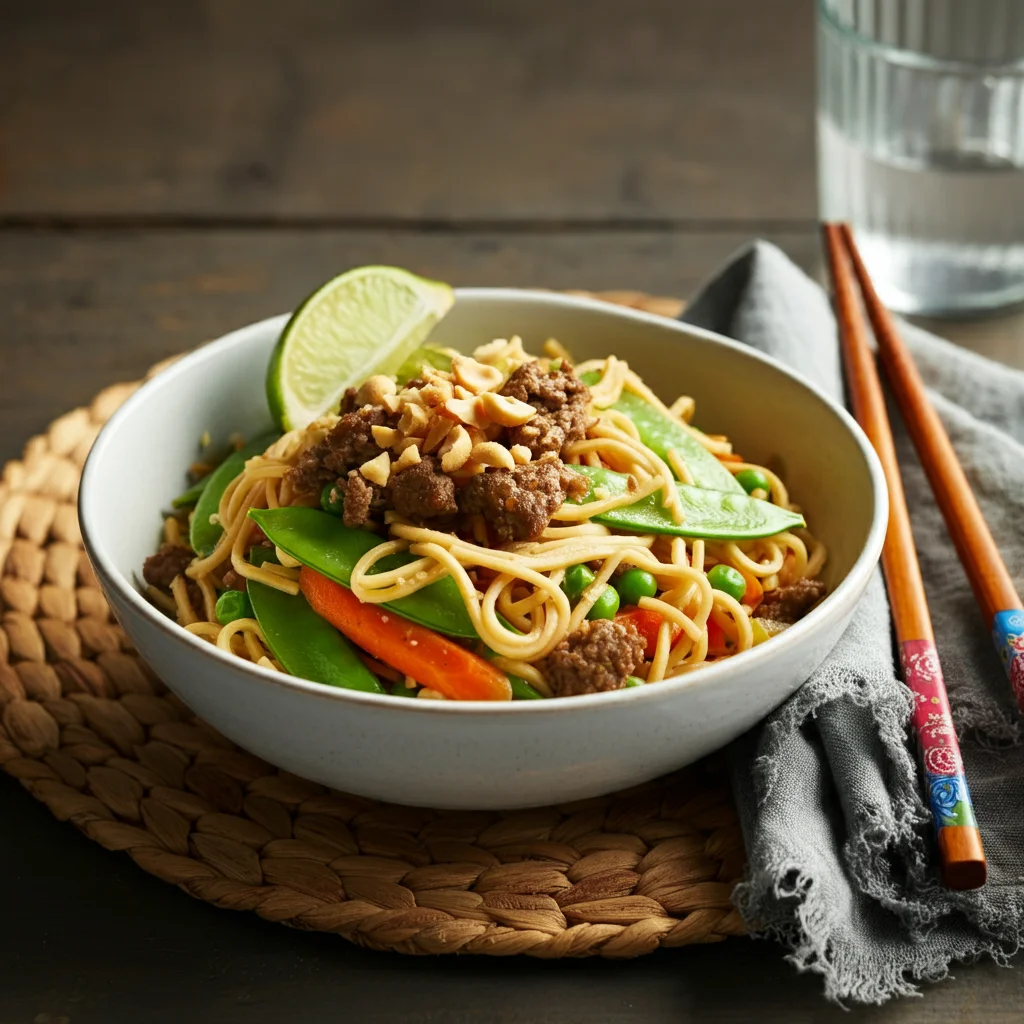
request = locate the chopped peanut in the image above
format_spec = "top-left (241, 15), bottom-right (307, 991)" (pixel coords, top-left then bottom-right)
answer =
top-left (359, 451), bottom-right (391, 487)
top-left (510, 444), bottom-right (532, 465)
top-left (479, 391), bottom-right (536, 427)
top-left (440, 424), bottom-right (473, 472)
top-left (472, 338), bottom-right (510, 364)
top-left (507, 336), bottom-right (528, 360)
top-left (418, 380), bottom-right (454, 407)
top-left (422, 415), bottom-right (456, 453)
top-left (356, 375), bottom-right (397, 406)
top-left (472, 336), bottom-right (528, 366)
top-left (452, 355), bottom-right (504, 394)
top-left (397, 403), bottom-right (431, 436)
top-left (441, 396), bottom-right (488, 429)
top-left (382, 393), bottom-right (402, 414)
top-left (470, 441), bottom-right (515, 470)
top-left (423, 366), bottom-right (455, 386)
top-left (395, 435), bottom-right (423, 453)
top-left (371, 424), bottom-right (400, 448)
top-left (393, 445), bottom-right (422, 472)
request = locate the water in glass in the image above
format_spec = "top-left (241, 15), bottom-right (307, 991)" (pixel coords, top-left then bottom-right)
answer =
top-left (818, 0), bottom-right (1024, 314)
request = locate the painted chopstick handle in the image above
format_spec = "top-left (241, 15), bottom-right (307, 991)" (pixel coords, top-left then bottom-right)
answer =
top-left (901, 640), bottom-right (986, 889)
top-left (992, 609), bottom-right (1024, 712)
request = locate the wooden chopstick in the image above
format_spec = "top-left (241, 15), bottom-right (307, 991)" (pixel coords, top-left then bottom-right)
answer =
top-left (838, 223), bottom-right (1024, 705)
top-left (822, 224), bottom-right (986, 890)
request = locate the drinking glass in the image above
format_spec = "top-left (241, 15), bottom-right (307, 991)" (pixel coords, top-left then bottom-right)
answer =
top-left (818, 0), bottom-right (1024, 315)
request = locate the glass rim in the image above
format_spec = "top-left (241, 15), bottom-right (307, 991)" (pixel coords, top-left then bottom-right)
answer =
top-left (818, 0), bottom-right (1024, 74)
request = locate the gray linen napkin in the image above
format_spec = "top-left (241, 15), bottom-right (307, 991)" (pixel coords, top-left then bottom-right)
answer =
top-left (679, 242), bottom-right (1024, 1004)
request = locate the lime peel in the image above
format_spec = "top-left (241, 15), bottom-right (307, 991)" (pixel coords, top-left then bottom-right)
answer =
top-left (267, 266), bottom-right (454, 431)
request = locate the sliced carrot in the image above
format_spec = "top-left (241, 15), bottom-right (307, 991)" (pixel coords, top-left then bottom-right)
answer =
top-left (706, 618), bottom-right (730, 656)
top-left (299, 567), bottom-right (512, 702)
top-left (616, 606), bottom-right (682, 659)
top-left (741, 571), bottom-right (764, 612)
top-left (715, 452), bottom-right (745, 463)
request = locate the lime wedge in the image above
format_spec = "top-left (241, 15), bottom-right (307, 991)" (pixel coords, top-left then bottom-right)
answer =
top-left (267, 266), bottom-right (455, 431)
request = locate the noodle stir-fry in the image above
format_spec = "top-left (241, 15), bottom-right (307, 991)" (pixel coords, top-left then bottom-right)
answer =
top-left (143, 336), bottom-right (827, 701)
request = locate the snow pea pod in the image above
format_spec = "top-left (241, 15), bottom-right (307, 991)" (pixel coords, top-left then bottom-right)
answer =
top-left (396, 345), bottom-right (453, 384)
top-left (172, 478), bottom-right (208, 509)
top-left (567, 465), bottom-right (804, 540)
top-left (247, 579), bottom-right (384, 694)
top-left (248, 506), bottom-right (477, 639)
top-left (190, 431), bottom-right (280, 557)
top-left (509, 676), bottom-right (544, 700)
top-left (578, 372), bottom-right (742, 493)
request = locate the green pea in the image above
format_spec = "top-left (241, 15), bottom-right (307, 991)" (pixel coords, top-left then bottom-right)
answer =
top-left (707, 564), bottom-right (746, 602)
top-left (734, 468), bottom-right (771, 497)
top-left (562, 563), bottom-right (596, 603)
top-left (248, 545), bottom-right (280, 567)
top-left (623, 675), bottom-right (645, 688)
top-left (586, 585), bottom-right (620, 620)
top-left (215, 589), bottom-right (253, 625)
top-left (320, 481), bottom-right (345, 516)
top-left (615, 567), bottom-right (658, 606)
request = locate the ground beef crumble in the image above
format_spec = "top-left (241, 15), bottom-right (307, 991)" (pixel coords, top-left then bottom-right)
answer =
top-left (287, 404), bottom-right (394, 500)
top-left (142, 543), bottom-right (194, 591)
top-left (143, 542), bottom-right (202, 610)
top-left (221, 568), bottom-right (247, 592)
top-left (335, 472), bottom-right (387, 529)
top-left (542, 619), bottom-right (646, 697)
top-left (754, 578), bottom-right (827, 624)
top-left (499, 361), bottom-right (590, 459)
top-left (338, 387), bottom-right (359, 414)
top-left (285, 366), bottom-right (593, 534)
top-left (389, 456), bottom-right (459, 522)
top-left (458, 457), bottom-right (590, 543)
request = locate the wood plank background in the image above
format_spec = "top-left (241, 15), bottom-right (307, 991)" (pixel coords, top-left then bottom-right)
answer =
top-left (1, 1), bottom-right (1023, 1021)
top-left (1, 0), bottom-right (814, 221)
top-left (0, 227), bottom-right (820, 462)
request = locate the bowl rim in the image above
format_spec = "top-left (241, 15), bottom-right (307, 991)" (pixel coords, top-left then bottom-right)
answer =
top-left (80, 287), bottom-right (888, 717)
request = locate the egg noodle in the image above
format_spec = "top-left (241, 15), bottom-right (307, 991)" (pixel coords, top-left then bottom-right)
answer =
top-left (155, 340), bottom-right (827, 698)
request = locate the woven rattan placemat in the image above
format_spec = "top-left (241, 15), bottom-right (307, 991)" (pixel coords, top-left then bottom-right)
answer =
top-left (0, 291), bottom-right (746, 957)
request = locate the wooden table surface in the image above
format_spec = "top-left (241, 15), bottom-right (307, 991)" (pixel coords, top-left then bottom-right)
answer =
top-left (2, 2), bottom-right (1023, 1020)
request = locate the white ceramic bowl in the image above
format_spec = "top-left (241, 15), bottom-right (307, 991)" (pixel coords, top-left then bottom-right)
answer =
top-left (80, 290), bottom-right (886, 809)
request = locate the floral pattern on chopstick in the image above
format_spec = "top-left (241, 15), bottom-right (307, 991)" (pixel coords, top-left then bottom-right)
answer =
top-left (992, 609), bottom-right (1024, 706)
top-left (925, 772), bottom-right (977, 828)
top-left (902, 640), bottom-right (979, 832)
